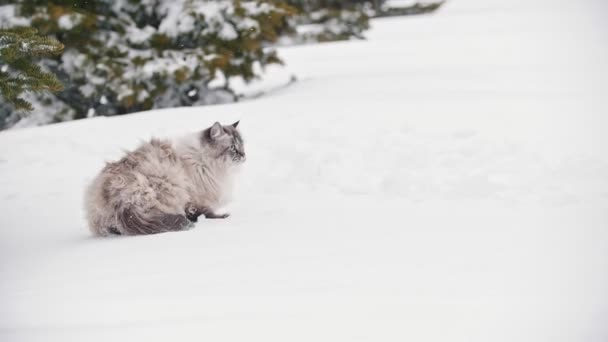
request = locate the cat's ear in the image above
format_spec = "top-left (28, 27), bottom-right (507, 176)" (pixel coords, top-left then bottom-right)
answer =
top-left (232, 120), bottom-right (239, 128)
top-left (209, 122), bottom-right (223, 140)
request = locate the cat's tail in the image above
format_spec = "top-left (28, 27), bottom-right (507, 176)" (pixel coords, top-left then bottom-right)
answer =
top-left (117, 206), bottom-right (191, 235)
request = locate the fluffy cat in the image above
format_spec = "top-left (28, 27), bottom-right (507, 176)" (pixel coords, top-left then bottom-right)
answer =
top-left (85, 121), bottom-right (245, 236)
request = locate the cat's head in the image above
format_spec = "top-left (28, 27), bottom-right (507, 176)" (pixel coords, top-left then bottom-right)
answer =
top-left (203, 121), bottom-right (246, 164)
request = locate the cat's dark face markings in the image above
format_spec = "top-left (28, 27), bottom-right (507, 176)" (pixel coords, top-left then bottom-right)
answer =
top-left (203, 121), bottom-right (246, 163)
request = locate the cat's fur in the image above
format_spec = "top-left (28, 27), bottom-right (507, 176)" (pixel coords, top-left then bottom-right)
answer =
top-left (85, 121), bottom-right (245, 236)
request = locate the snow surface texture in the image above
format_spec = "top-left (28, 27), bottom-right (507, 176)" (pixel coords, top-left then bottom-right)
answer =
top-left (1, 0), bottom-right (608, 341)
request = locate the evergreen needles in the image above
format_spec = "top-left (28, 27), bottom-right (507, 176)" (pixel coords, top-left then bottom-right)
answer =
top-left (0, 27), bottom-right (64, 111)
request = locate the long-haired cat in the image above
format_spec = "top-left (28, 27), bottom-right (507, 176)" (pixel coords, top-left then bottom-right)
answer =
top-left (85, 121), bottom-right (245, 236)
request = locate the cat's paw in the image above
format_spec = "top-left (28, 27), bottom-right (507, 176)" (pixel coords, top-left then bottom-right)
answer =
top-left (185, 204), bottom-right (201, 222)
top-left (186, 212), bottom-right (199, 222)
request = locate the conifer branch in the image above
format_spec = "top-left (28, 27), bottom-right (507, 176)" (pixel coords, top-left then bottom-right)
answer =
top-left (0, 27), bottom-right (64, 111)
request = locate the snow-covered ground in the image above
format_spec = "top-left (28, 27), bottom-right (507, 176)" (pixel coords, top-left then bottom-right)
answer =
top-left (2, 1), bottom-right (608, 341)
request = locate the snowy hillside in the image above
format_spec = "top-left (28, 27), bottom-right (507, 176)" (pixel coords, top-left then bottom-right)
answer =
top-left (1, 1), bottom-right (608, 341)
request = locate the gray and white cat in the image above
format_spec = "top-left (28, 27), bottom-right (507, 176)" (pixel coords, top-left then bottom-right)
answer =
top-left (85, 121), bottom-right (245, 236)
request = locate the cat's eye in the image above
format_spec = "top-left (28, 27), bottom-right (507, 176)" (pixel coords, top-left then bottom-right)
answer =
top-left (230, 145), bottom-right (237, 153)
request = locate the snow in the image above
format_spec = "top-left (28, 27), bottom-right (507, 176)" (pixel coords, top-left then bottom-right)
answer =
top-left (218, 23), bottom-right (238, 41)
top-left (116, 84), bottom-right (134, 101)
top-left (1, 1), bottom-right (608, 341)
top-left (236, 17), bottom-right (259, 32)
top-left (140, 51), bottom-right (201, 78)
top-left (79, 84), bottom-right (95, 97)
top-left (0, 5), bottom-right (30, 27)
top-left (57, 14), bottom-right (80, 30)
top-left (126, 25), bottom-right (156, 44)
top-left (158, 0), bottom-right (195, 37)
top-left (383, 0), bottom-right (443, 9)
top-left (240, 2), bottom-right (275, 16)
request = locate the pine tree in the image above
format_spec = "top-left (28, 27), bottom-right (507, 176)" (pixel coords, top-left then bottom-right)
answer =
top-left (2, 0), bottom-right (370, 129)
top-left (283, 0), bottom-right (370, 42)
top-left (0, 27), bottom-right (64, 111)
top-left (5, 0), bottom-right (295, 124)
